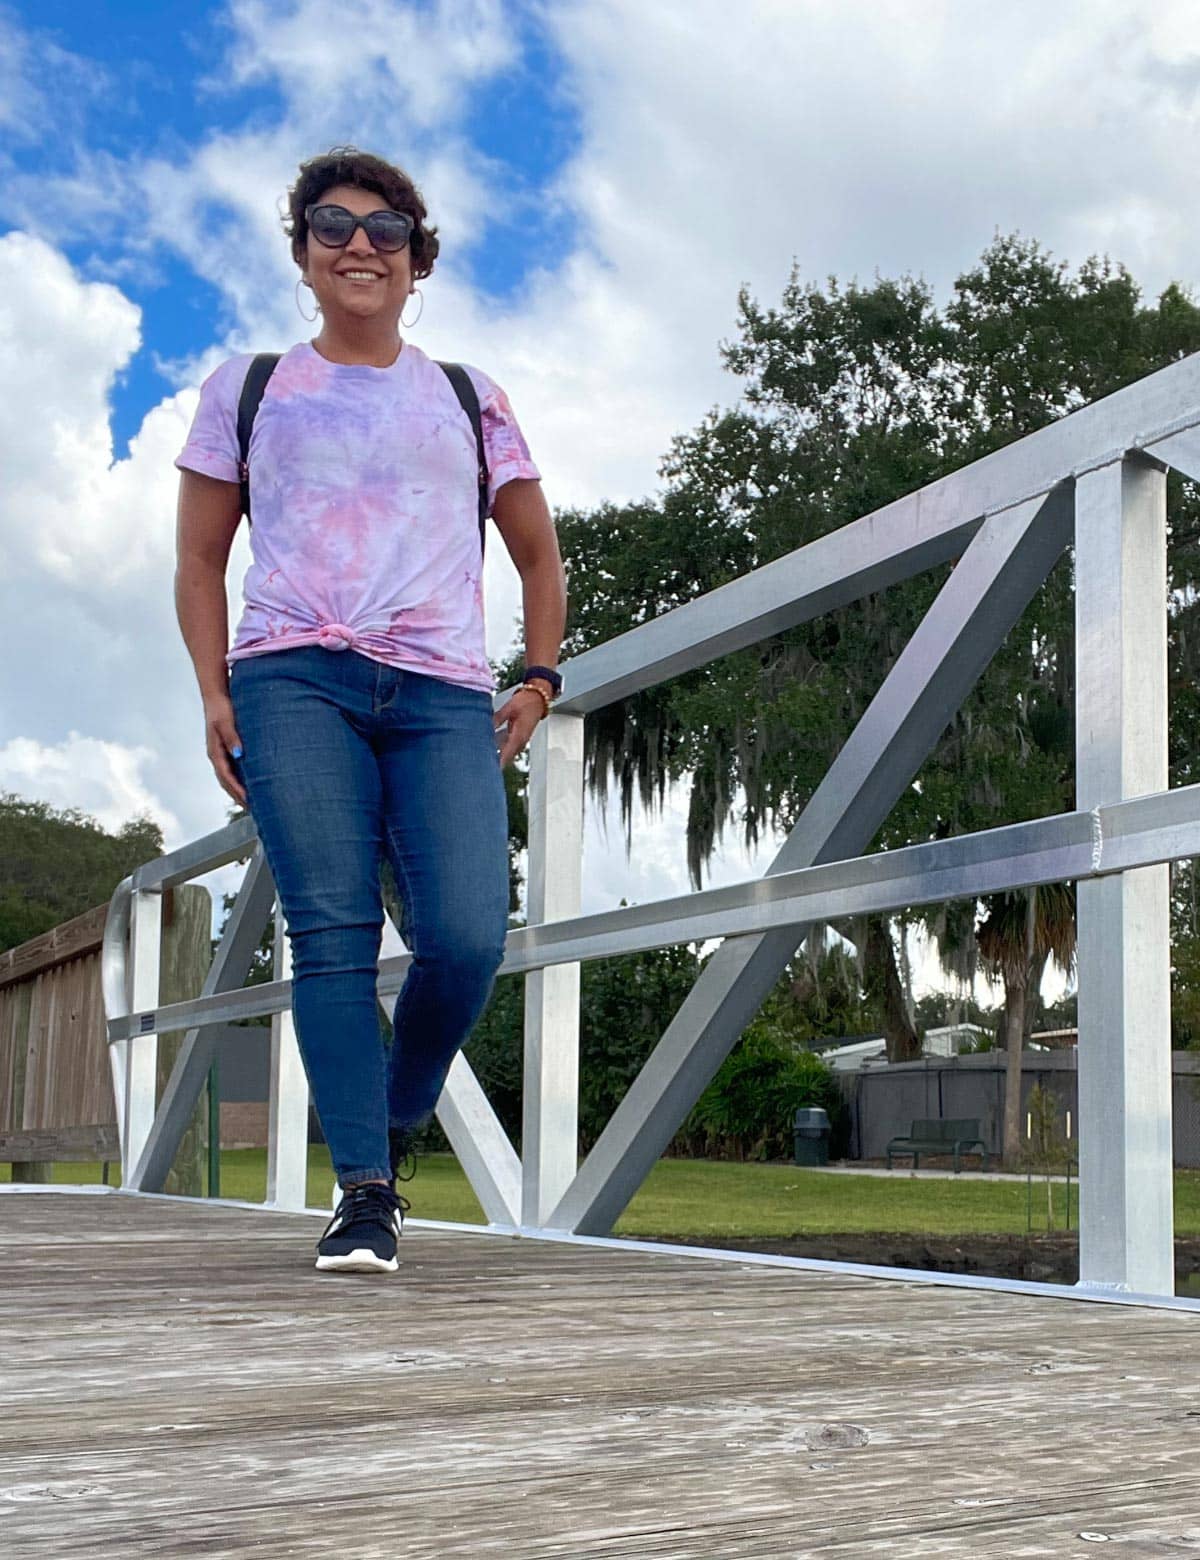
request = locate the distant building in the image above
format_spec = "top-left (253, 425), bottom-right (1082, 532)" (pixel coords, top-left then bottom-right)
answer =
top-left (813, 1035), bottom-right (884, 1072)
top-left (814, 1023), bottom-right (990, 1073)
top-left (922, 1023), bottom-right (989, 1057)
top-left (1027, 1028), bottom-right (1078, 1050)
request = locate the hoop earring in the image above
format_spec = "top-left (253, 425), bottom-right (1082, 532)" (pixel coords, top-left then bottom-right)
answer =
top-left (401, 287), bottom-right (424, 328)
top-left (295, 277), bottom-right (320, 323)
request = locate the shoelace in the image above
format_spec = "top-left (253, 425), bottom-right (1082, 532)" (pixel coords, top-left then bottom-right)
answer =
top-left (322, 1183), bottom-right (409, 1240)
top-left (389, 1130), bottom-right (418, 1184)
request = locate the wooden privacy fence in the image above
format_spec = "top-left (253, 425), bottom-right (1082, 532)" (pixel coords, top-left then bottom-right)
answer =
top-left (0, 887), bottom-right (211, 1187)
top-left (0, 904), bottom-right (114, 1180)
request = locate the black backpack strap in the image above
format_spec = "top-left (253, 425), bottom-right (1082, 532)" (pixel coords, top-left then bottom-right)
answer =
top-left (236, 352), bottom-right (281, 522)
top-left (437, 361), bottom-right (489, 556)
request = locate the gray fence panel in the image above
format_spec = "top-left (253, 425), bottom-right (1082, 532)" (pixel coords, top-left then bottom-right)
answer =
top-left (940, 1064), bottom-right (1005, 1153)
top-left (211, 1024), bottom-right (270, 1103)
top-left (858, 1065), bottom-right (940, 1159)
top-left (1173, 1057), bottom-right (1200, 1170)
top-left (847, 1051), bottom-right (1200, 1168)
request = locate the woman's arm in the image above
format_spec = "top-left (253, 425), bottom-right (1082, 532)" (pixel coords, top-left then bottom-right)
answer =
top-left (491, 478), bottom-right (567, 767)
top-left (175, 469), bottom-right (246, 804)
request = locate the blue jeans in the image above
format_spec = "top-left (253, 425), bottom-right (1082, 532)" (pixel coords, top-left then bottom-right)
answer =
top-left (230, 647), bottom-right (509, 1187)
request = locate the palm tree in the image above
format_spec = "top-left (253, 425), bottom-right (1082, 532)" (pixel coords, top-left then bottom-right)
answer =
top-left (976, 883), bottom-right (1076, 1164)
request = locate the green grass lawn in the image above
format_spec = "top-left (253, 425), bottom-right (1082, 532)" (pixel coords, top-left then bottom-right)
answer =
top-left (8, 1151), bottom-right (1200, 1240)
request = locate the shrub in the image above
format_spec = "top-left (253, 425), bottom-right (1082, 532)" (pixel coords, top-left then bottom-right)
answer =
top-left (425, 948), bottom-right (850, 1164)
top-left (682, 1028), bottom-right (849, 1161)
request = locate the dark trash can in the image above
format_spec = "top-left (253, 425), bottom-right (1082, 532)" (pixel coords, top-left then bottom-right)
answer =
top-left (793, 1106), bottom-right (830, 1167)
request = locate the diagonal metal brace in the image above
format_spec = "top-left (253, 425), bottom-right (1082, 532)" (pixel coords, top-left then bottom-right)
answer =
top-left (126, 850), bottom-right (277, 1193)
top-left (550, 487), bottom-right (1074, 1235)
top-left (377, 911), bottom-right (522, 1226)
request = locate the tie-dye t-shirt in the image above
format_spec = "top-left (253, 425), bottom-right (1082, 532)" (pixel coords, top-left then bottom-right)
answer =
top-left (175, 340), bottom-right (541, 692)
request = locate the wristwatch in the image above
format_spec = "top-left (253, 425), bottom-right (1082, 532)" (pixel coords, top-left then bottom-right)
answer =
top-left (523, 664), bottom-right (563, 698)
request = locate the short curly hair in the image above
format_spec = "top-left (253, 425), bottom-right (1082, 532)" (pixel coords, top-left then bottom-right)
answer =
top-left (284, 147), bottom-right (440, 281)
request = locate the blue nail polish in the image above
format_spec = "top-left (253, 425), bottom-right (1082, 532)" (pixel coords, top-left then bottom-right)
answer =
top-left (231, 745), bottom-right (243, 759)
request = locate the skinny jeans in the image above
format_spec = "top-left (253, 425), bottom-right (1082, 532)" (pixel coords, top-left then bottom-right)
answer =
top-left (230, 646), bottom-right (509, 1187)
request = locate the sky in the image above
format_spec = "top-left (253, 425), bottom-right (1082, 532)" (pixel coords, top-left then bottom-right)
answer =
top-left (3, 0), bottom-right (1200, 990)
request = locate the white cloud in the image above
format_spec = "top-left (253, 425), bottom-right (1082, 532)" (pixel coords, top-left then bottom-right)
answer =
top-left (580, 782), bottom-right (779, 916)
top-left (382, 0), bottom-right (1200, 542)
top-left (0, 11), bottom-right (101, 142)
top-left (0, 734), bottom-right (181, 841)
top-left (0, 11), bottom-right (39, 134)
top-left (0, 237), bottom-right (182, 586)
top-left (222, 0), bottom-right (516, 129)
top-left (0, 236), bottom-right (235, 853)
top-left (10, 0), bottom-right (1200, 907)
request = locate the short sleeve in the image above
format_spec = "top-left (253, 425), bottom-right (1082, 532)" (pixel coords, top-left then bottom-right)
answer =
top-left (462, 365), bottom-right (542, 515)
top-left (175, 354), bottom-right (253, 484)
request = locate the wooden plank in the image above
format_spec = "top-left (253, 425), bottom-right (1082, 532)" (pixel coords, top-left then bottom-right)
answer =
top-left (0, 902), bottom-right (108, 989)
top-left (80, 954), bottom-right (116, 1127)
top-left (51, 958), bottom-right (84, 1125)
top-left (155, 884), bottom-right (212, 1197)
top-left (0, 981), bottom-right (29, 1128)
top-left (0, 923), bottom-right (119, 1179)
top-left (56, 959), bottom-right (89, 1122)
top-left (10, 951), bottom-right (115, 1133)
top-left (0, 1194), bottom-right (1198, 1557)
top-left (0, 989), bottom-right (12, 1126)
top-left (8, 979), bottom-right (47, 1183)
top-left (0, 1124), bottom-right (118, 1161)
top-left (21, 970), bottom-right (50, 1128)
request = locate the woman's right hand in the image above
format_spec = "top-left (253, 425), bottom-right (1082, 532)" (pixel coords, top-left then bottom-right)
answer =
top-left (176, 469), bottom-right (246, 807)
top-left (204, 693), bottom-right (247, 807)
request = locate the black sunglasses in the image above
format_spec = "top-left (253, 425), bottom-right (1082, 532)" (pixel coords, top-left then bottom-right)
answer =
top-left (305, 203), bottom-right (414, 253)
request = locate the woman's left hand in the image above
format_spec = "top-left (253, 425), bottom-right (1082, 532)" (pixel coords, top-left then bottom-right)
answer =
top-left (494, 687), bottom-right (546, 767)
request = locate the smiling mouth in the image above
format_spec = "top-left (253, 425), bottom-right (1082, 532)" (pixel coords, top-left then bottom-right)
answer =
top-left (338, 270), bottom-right (385, 281)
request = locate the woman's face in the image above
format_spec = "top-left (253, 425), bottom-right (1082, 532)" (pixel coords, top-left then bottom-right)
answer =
top-left (299, 182), bottom-right (415, 327)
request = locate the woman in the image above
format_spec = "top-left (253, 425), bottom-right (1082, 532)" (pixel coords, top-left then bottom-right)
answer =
top-left (174, 148), bottom-right (566, 1274)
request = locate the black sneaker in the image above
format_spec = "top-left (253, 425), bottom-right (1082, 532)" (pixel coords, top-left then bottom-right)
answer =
top-left (316, 1183), bottom-right (409, 1274)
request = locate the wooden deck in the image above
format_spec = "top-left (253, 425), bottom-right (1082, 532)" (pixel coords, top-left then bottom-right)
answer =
top-left (3, 1192), bottom-right (1200, 1558)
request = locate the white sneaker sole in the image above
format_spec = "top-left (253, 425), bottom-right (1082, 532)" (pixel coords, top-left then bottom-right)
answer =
top-left (315, 1248), bottom-right (399, 1274)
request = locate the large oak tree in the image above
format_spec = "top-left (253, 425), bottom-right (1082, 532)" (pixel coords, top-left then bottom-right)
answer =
top-left (526, 236), bottom-right (1200, 1148)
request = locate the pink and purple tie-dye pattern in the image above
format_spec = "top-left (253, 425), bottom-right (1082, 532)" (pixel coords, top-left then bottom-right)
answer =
top-left (175, 341), bottom-right (540, 693)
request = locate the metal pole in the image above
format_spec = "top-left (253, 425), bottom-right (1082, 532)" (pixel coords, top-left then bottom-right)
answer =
top-left (266, 903), bottom-right (309, 1211)
top-left (521, 710), bottom-right (584, 1227)
top-left (207, 1057), bottom-right (220, 1198)
top-left (122, 889), bottom-right (162, 1184)
top-left (1074, 457), bottom-right (1174, 1295)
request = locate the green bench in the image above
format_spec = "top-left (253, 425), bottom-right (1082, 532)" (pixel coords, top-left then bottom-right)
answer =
top-left (886, 1117), bottom-right (989, 1173)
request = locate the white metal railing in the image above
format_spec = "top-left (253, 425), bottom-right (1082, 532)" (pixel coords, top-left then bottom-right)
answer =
top-left (102, 350), bottom-right (1200, 1297)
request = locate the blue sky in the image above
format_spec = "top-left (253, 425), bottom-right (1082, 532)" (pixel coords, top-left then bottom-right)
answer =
top-left (4, 0), bottom-right (581, 454)
top-left (7, 1), bottom-right (278, 452)
top-left (3, 0), bottom-right (1200, 931)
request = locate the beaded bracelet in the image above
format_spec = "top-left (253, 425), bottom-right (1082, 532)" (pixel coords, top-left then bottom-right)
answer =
top-left (516, 682), bottom-right (552, 719)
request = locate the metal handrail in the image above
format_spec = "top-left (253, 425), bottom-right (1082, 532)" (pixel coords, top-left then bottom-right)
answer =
top-left (101, 356), bottom-right (1200, 1042)
top-left (103, 784), bottom-right (1200, 1044)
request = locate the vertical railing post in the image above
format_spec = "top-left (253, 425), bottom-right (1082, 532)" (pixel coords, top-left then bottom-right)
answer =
top-left (266, 903), bottom-right (310, 1210)
top-left (521, 710), bottom-right (584, 1227)
top-left (123, 888), bottom-right (162, 1185)
top-left (1074, 456), bottom-right (1174, 1294)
